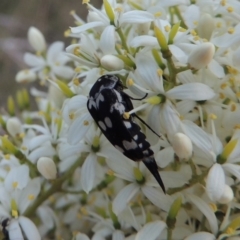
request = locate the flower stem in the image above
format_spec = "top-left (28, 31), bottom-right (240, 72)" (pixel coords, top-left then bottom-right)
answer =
top-left (116, 27), bottom-right (130, 53)
top-left (24, 156), bottom-right (84, 218)
top-left (167, 228), bottom-right (173, 240)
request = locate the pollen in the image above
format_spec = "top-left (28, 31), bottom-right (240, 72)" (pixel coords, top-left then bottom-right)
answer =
top-left (70, 10), bottom-right (75, 15)
top-left (190, 30), bottom-right (197, 36)
top-left (82, 0), bottom-right (90, 4)
top-left (64, 29), bottom-right (71, 37)
top-left (127, 78), bottom-right (134, 86)
top-left (28, 194), bottom-right (35, 201)
top-left (83, 120), bottom-right (89, 126)
top-left (236, 92), bottom-right (240, 98)
top-left (107, 169), bottom-right (114, 176)
top-left (12, 209), bottom-right (18, 218)
top-left (220, 0), bottom-right (226, 6)
top-left (219, 92), bottom-right (225, 99)
top-left (209, 113), bottom-right (217, 120)
top-left (157, 68), bottom-right (163, 76)
top-left (123, 112), bottom-right (130, 119)
top-left (193, 36), bottom-right (200, 41)
top-left (69, 113), bottom-right (75, 120)
top-left (227, 6), bottom-right (234, 12)
top-left (228, 27), bottom-right (235, 34)
top-left (193, 20), bottom-right (198, 25)
top-left (12, 181), bottom-right (18, 189)
top-left (80, 207), bottom-right (88, 215)
top-left (164, 25), bottom-right (171, 32)
top-left (73, 46), bottom-right (80, 56)
top-left (19, 132), bottom-right (25, 139)
top-left (73, 78), bottom-right (80, 86)
top-left (75, 67), bottom-right (81, 73)
top-left (234, 124), bottom-right (240, 129)
top-left (4, 154), bottom-right (10, 160)
top-left (21, 146), bottom-right (27, 151)
top-left (220, 83), bottom-right (227, 89)
top-left (230, 103), bottom-right (236, 112)
top-left (209, 203), bottom-right (217, 212)
top-left (179, 27), bottom-right (186, 32)
top-left (226, 227), bottom-right (234, 235)
top-left (216, 22), bottom-right (222, 28)
top-left (115, 6), bottom-right (123, 13)
top-left (154, 12), bottom-right (162, 17)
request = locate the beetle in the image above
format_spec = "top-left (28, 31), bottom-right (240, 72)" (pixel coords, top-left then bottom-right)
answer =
top-left (1, 218), bottom-right (9, 240)
top-left (87, 75), bottom-right (165, 193)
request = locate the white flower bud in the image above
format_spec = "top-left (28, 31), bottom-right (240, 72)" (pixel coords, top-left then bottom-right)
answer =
top-left (27, 27), bottom-right (46, 52)
top-left (37, 157), bottom-right (57, 180)
top-left (15, 69), bottom-right (36, 83)
top-left (6, 117), bottom-right (23, 138)
top-left (100, 55), bottom-right (124, 71)
top-left (188, 42), bottom-right (215, 69)
top-left (197, 14), bottom-right (215, 40)
top-left (218, 185), bottom-right (234, 204)
top-left (172, 133), bottom-right (193, 160)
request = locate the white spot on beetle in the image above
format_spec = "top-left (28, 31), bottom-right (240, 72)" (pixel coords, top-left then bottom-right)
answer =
top-left (98, 121), bottom-right (106, 131)
top-left (143, 150), bottom-right (149, 155)
top-left (88, 98), bottom-right (96, 110)
top-left (139, 143), bottom-right (143, 148)
top-left (133, 135), bottom-right (138, 140)
top-left (114, 89), bottom-right (122, 102)
top-left (96, 94), bottom-right (105, 108)
top-left (123, 121), bottom-right (131, 129)
top-left (105, 117), bottom-right (112, 128)
top-left (122, 140), bottom-right (138, 150)
top-left (110, 102), bottom-right (125, 114)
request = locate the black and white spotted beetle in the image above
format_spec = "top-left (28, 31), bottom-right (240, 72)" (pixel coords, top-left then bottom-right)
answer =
top-left (87, 75), bottom-right (165, 193)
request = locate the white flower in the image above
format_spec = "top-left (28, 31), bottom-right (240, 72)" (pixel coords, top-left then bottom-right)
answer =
top-left (22, 41), bottom-right (74, 82)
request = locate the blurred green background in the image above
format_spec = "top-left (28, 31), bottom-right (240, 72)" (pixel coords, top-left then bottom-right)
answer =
top-left (0, 0), bottom-right (102, 107)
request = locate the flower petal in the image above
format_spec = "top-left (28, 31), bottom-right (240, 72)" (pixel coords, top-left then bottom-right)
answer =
top-left (112, 183), bottom-right (139, 214)
top-left (187, 194), bottom-right (218, 234)
top-left (135, 221), bottom-right (166, 240)
top-left (167, 83), bottom-right (215, 101)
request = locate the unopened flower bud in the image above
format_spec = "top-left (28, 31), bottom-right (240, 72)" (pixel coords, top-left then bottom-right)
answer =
top-left (172, 133), bottom-right (193, 160)
top-left (27, 27), bottom-right (46, 52)
top-left (197, 14), bottom-right (215, 40)
top-left (100, 55), bottom-right (124, 71)
top-left (6, 117), bottom-right (22, 138)
top-left (218, 185), bottom-right (234, 204)
top-left (37, 157), bottom-right (57, 180)
top-left (188, 42), bottom-right (215, 69)
top-left (167, 197), bottom-right (182, 229)
top-left (206, 163), bottom-right (225, 201)
top-left (15, 69), bottom-right (36, 83)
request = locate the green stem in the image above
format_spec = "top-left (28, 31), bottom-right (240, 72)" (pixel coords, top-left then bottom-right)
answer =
top-left (116, 28), bottom-right (130, 53)
top-left (189, 158), bottom-right (197, 176)
top-left (167, 228), bottom-right (173, 240)
top-left (173, 6), bottom-right (187, 29)
top-left (24, 157), bottom-right (83, 217)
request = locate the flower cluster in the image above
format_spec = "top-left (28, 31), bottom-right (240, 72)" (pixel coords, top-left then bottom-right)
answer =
top-left (1, 0), bottom-right (240, 239)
